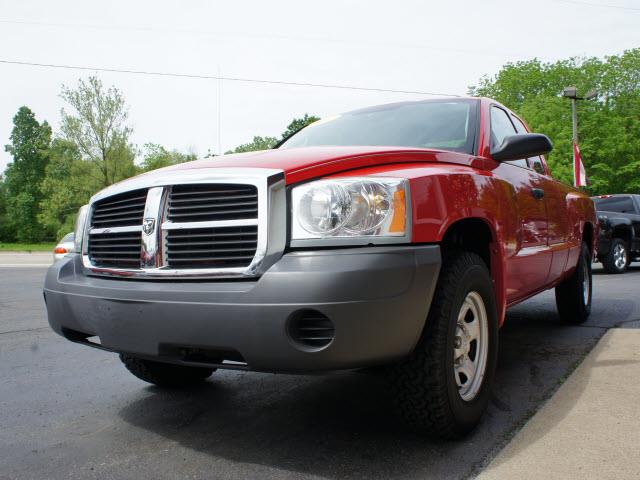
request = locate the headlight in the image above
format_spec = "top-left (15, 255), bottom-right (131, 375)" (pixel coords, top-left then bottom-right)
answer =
top-left (74, 205), bottom-right (89, 253)
top-left (291, 177), bottom-right (409, 245)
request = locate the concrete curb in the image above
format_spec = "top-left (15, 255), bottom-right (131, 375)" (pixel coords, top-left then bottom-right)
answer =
top-left (478, 328), bottom-right (640, 479)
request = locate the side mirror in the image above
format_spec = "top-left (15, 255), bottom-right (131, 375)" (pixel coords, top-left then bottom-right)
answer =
top-left (491, 133), bottom-right (553, 161)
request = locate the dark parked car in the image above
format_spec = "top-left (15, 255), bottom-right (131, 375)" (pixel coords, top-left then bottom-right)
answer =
top-left (593, 194), bottom-right (640, 273)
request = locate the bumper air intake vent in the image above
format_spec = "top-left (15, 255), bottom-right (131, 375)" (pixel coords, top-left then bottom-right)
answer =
top-left (288, 310), bottom-right (335, 350)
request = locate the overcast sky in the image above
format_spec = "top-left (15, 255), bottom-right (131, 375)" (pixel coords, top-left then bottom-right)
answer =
top-left (1, 0), bottom-right (638, 172)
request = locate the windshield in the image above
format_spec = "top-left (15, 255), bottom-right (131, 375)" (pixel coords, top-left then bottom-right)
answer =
top-left (280, 99), bottom-right (478, 154)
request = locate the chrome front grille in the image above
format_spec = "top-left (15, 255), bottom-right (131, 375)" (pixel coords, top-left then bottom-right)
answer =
top-left (90, 189), bottom-right (147, 228)
top-left (82, 168), bottom-right (285, 279)
top-left (167, 184), bottom-right (258, 222)
top-left (165, 226), bottom-right (258, 268)
top-left (88, 231), bottom-right (142, 267)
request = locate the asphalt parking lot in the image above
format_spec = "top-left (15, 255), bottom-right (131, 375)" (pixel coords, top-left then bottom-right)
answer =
top-left (1, 257), bottom-right (639, 480)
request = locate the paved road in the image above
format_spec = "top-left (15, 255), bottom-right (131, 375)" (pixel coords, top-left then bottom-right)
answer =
top-left (1, 258), bottom-right (639, 480)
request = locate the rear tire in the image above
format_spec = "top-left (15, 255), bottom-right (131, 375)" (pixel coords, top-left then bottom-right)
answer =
top-left (388, 250), bottom-right (498, 439)
top-left (555, 242), bottom-right (592, 324)
top-left (602, 238), bottom-right (629, 274)
top-left (120, 354), bottom-right (214, 387)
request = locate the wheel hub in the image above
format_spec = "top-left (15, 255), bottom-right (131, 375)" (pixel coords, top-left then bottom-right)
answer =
top-left (613, 243), bottom-right (627, 270)
top-left (454, 291), bottom-right (489, 402)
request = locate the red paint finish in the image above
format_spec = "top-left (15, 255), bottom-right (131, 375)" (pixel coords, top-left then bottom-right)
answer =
top-left (146, 97), bottom-right (597, 325)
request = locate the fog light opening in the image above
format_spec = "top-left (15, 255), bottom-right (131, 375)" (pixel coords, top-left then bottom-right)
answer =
top-left (287, 309), bottom-right (335, 351)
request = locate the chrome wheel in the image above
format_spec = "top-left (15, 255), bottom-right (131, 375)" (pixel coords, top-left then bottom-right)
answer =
top-left (613, 243), bottom-right (627, 270)
top-left (582, 260), bottom-right (590, 305)
top-left (454, 291), bottom-right (489, 402)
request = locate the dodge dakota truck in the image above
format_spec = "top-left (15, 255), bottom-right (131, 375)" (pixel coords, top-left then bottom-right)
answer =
top-left (44, 97), bottom-right (597, 438)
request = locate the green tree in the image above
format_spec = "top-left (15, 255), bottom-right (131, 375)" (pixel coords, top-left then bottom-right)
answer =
top-left (469, 49), bottom-right (640, 194)
top-left (60, 76), bottom-right (137, 187)
top-left (226, 114), bottom-right (320, 154)
top-left (3, 106), bottom-right (52, 241)
top-left (0, 175), bottom-right (11, 241)
top-left (226, 136), bottom-right (279, 154)
top-left (141, 143), bottom-right (196, 171)
top-left (38, 139), bottom-right (101, 239)
top-left (280, 113), bottom-right (320, 141)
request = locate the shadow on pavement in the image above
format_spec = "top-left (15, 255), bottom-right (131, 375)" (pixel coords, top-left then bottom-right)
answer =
top-left (118, 300), bottom-right (611, 480)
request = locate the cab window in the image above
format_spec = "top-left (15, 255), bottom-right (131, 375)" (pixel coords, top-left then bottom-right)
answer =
top-left (594, 196), bottom-right (636, 213)
top-left (491, 107), bottom-right (527, 168)
top-left (511, 114), bottom-right (546, 174)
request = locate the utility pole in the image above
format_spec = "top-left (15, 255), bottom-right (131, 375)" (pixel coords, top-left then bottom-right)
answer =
top-left (218, 65), bottom-right (222, 156)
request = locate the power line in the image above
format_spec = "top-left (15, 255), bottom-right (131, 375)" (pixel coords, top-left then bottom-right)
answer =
top-left (554, 0), bottom-right (640, 11)
top-left (0, 59), bottom-right (460, 97)
top-left (0, 18), bottom-right (518, 58)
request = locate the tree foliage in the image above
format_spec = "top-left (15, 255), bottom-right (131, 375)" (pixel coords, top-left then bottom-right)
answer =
top-left (1, 78), bottom-right (199, 242)
top-left (38, 139), bottom-right (101, 239)
top-left (226, 136), bottom-right (279, 154)
top-left (469, 49), bottom-right (640, 194)
top-left (280, 113), bottom-right (320, 141)
top-left (141, 143), bottom-right (196, 171)
top-left (60, 76), bottom-right (137, 187)
top-left (3, 107), bottom-right (52, 241)
top-left (226, 113), bottom-right (320, 154)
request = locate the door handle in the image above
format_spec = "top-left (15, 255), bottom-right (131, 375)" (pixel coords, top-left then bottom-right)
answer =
top-left (531, 188), bottom-right (545, 199)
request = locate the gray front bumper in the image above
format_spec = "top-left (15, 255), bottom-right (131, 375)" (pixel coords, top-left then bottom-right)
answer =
top-left (44, 246), bottom-right (440, 372)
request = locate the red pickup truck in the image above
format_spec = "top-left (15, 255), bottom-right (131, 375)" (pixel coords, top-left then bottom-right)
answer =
top-left (44, 97), bottom-right (596, 438)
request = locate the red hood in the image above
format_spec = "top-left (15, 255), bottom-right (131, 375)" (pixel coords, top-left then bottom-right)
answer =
top-left (143, 146), bottom-right (478, 184)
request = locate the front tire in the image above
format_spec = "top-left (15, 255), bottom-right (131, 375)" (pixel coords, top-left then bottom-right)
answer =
top-left (555, 242), bottom-right (592, 324)
top-left (388, 250), bottom-right (498, 439)
top-left (120, 354), bottom-right (214, 387)
top-left (602, 238), bottom-right (629, 274)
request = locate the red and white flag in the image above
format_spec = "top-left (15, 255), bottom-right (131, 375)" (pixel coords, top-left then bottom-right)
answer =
top-left (573, 142), bottom-right (587, 188)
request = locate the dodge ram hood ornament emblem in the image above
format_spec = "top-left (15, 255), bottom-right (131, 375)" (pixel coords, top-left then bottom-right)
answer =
top-left (142, 218), bottom-right (156, 235)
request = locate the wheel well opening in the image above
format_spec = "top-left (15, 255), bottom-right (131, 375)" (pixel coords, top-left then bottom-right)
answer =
top-left (583, 222), bottom-right (593, 254)
top-left (442, 219), bottom-right (493, 272)
top-left (612, 225), bottom-right (631, 243)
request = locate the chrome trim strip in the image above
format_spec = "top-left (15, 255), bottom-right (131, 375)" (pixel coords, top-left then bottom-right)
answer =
top-left (161, 219), bottom-right (259, 230)
top-left (89, 226), bottom-right (142, 235)
top-left (82, 168), bottom-right (285, 280)
top-left (89, 168), bottom-right (282, 204)
top-left (141, 187), bottom-right (165, 268)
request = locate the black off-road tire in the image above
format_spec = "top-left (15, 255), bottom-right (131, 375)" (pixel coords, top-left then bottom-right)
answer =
top-left (555, 242), bottom-right (592, 324)
top-left (120, 354), bottom-right (214, 387)
top-left (388, 250), bottom-right (498, 439)
top-left (602, 238), bottom-right (629, 274)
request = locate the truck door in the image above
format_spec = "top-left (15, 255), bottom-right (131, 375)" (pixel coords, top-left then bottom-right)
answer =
top-left (510, 115), bottom-right (571, 283)
top-left (490, 106), bottom-right (551, 302)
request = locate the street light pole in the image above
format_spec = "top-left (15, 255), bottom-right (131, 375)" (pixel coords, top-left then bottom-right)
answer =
top-left (571, 96), bottom-right (578, 144)
top-left (562, 86), bottom-right (597, 145)
top-left (562, 86), bottom-right (597, 188)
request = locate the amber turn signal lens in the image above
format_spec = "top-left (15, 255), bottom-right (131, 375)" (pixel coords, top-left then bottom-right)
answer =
top-left (54, 247), bottom-right (67, 254)
top-left (388, 189), bottom-right (406, 234)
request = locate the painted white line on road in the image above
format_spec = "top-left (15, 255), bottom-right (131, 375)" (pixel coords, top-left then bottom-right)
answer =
top-left (0, 264), bottom-right (51, 267)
